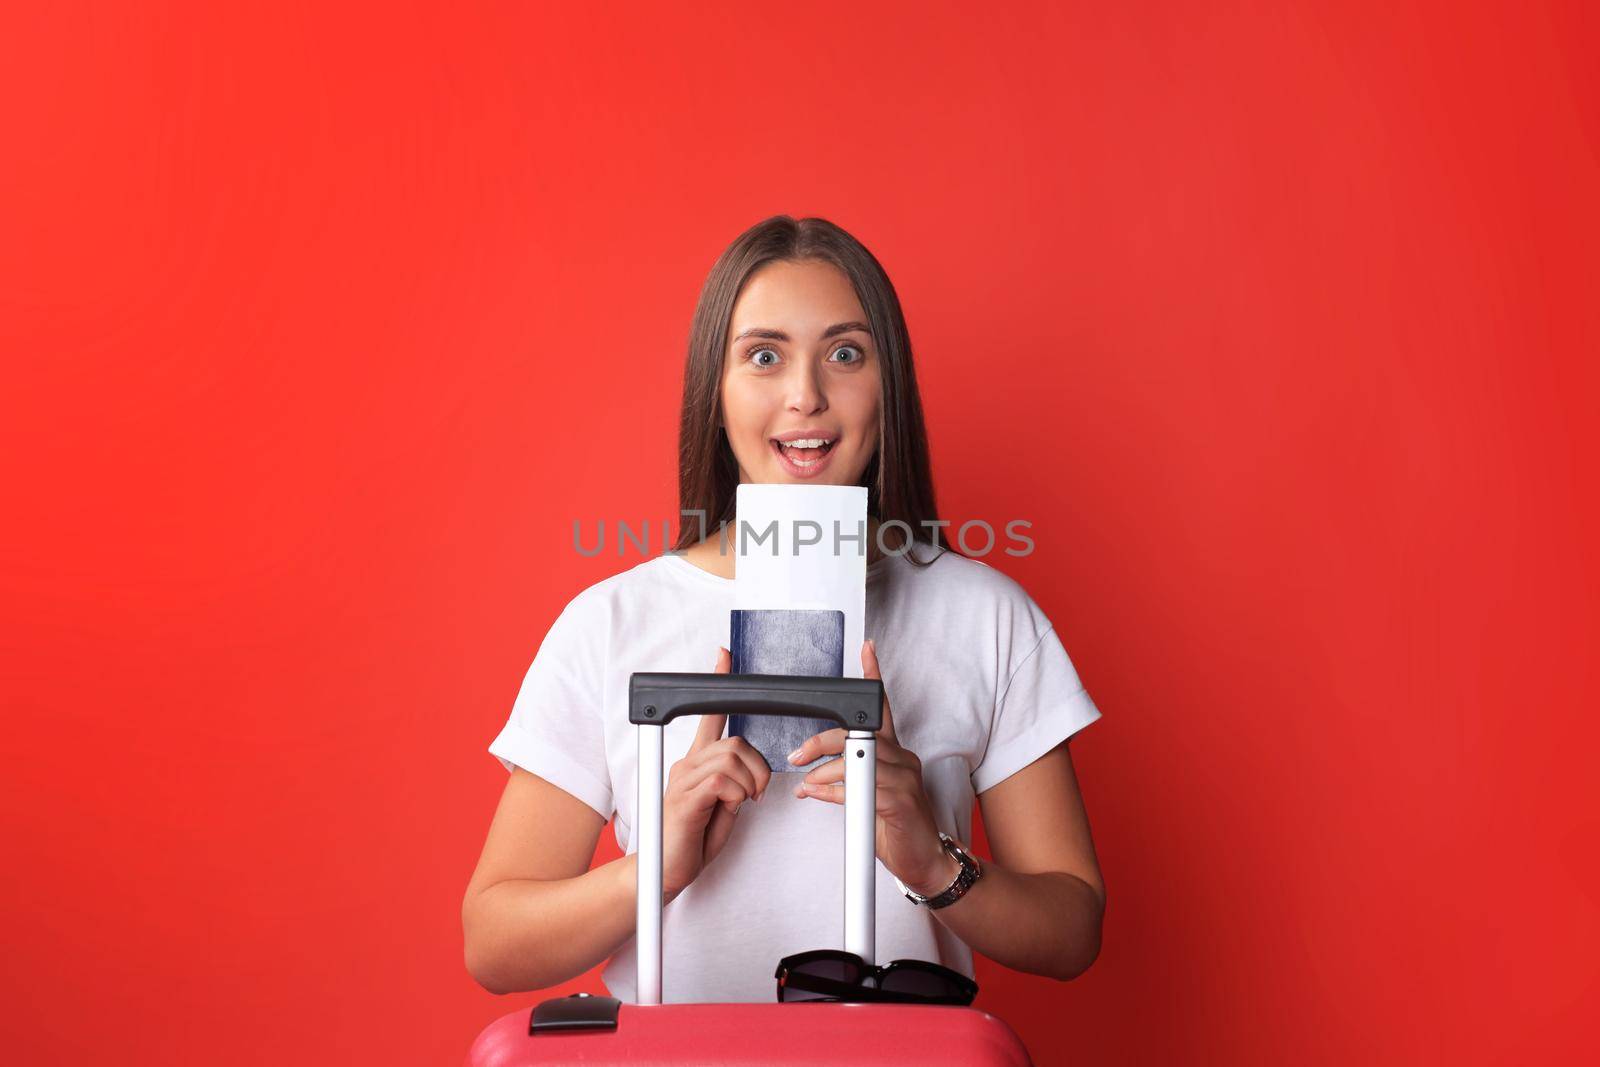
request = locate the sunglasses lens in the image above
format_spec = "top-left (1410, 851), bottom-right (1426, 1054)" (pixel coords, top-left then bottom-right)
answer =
top-left (781, 955), bottom-right (862, 1003)
top-left (879, 965), bottom-right (974, 1003)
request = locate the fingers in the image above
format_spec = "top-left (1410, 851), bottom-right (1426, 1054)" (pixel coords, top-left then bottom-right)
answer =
top-left (799, 752), bottom-right (916, 789)
top-left (861, 638), bottom-right (897, 745)
top-left (795, 756), bottom-right (845, 798)
top-left (703, 799), bottom-right (737, 858)
top-left (788, 727), bottom-right (845, 767)
top-left (679, 646), bottom-right (778, 820)
top-left (796, 759), bottom-right (917, 808)
top-left (688, 647), bottom-right (732, 756)
top-left (786, 638), bottom-right (901, 765)
top-left (861, 638), bottom-right (879, 679)
top-left (727, 736), bottom-right (772, 802)
top-left (796, 780), bottom-right (844, 803)
top-left (685, 751), bottom-right (761, 814)
top-left (707, 645), bottom-right (772, 801)
top-left (697, 764), bottom-right (753, 812)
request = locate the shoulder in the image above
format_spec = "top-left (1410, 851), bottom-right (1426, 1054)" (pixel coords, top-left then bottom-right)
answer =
top-left (896, 547), bottom-right (1047, 619)
top-left (890, 546), bottom-right (1056, 657)
top-left (901, 546), bottom-right (1025, 592)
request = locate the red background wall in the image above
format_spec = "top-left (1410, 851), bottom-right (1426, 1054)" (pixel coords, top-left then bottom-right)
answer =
top-left (2, 2), bottom-right (1595, 1063)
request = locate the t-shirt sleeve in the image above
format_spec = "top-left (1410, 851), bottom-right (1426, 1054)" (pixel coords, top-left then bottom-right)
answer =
top-left (487, 596), bottom-right (613, 821)
top-left (971, 612), bottom-right (1102, 796)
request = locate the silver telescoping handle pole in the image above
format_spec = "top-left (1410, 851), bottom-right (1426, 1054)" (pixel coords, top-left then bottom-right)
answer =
top-left (844, 730), bottom-right (876, 966)
top-left (635, 722), bottom-right (876, 1003)
top-left (636, 721), bottom-right (665, 1006)
top-left (629, 672), bottom-right (884, 1006)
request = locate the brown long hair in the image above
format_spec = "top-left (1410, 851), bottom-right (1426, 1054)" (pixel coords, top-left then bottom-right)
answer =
top-left (673, 215), bottom-right (952, 567)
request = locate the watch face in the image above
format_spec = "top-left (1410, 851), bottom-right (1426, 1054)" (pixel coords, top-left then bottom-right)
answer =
top-left (923, 837), bottom-right (982, 909)
top-left (898, 834), bottom-right (980, 905)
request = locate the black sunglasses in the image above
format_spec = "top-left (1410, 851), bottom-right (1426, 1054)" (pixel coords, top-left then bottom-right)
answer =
top-left (775, 950), bottom-right (979, 1005)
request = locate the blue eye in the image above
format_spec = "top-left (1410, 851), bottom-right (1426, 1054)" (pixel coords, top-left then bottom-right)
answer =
top-left (744, 343), bottom-right (863, 367)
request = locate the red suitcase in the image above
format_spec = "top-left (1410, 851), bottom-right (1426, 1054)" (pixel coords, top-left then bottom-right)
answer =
top-left (466, 672), bottom-right (1034, 1066)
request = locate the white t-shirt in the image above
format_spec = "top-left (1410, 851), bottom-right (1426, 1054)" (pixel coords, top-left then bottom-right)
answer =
top-left (487, 544), bottom-right (1101, 1004)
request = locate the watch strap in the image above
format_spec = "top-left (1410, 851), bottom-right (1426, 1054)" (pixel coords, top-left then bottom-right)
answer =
top-left (899, 832), bottom-right (983, 910)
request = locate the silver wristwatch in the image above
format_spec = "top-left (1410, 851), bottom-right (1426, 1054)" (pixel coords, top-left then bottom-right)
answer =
top-left (893, 832), bottom-right (984, 910)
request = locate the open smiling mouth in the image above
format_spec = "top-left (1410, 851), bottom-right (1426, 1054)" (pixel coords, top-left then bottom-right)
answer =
top-left (770, 437), bottom-right (837, 470)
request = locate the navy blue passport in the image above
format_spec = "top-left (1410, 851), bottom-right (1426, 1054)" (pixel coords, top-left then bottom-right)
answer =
top-left (728, 608), bottom-right (845, 772)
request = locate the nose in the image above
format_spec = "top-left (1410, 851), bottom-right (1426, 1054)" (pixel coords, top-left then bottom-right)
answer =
top-left (784, 360), bottom-right (827, 415)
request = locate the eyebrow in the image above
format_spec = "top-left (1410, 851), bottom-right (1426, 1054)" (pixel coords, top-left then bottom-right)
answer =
top-left (732, 321), bottom-right (872, 343)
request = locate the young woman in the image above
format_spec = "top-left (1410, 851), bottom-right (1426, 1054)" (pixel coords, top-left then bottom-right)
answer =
top-left (463, 216), bottom-right (1106, 1003)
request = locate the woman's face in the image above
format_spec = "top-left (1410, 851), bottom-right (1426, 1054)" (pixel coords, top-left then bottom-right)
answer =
top-left (719, 258), bottom-right (881, 486)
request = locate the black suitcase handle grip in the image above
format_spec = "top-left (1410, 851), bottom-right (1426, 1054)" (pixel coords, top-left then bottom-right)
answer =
top-left (628, 672), bottom-right (883, 732)
top-left (529, 992), bottom-right (621, 1034)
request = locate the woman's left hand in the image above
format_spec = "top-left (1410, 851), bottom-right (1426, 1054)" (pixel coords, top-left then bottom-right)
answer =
top-left (790, 639), bottom-right (956, 896)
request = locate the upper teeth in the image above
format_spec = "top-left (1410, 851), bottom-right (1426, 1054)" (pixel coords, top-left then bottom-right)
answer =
top-left (781, 438), bottom-right (832, 448)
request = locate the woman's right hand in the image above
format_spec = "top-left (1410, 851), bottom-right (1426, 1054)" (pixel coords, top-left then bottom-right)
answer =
top-left (660, 647), bottom-right (773, 901)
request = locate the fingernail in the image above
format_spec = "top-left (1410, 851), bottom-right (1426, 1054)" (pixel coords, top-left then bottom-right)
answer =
top-left (787, 748), bottom-right (804, 764)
